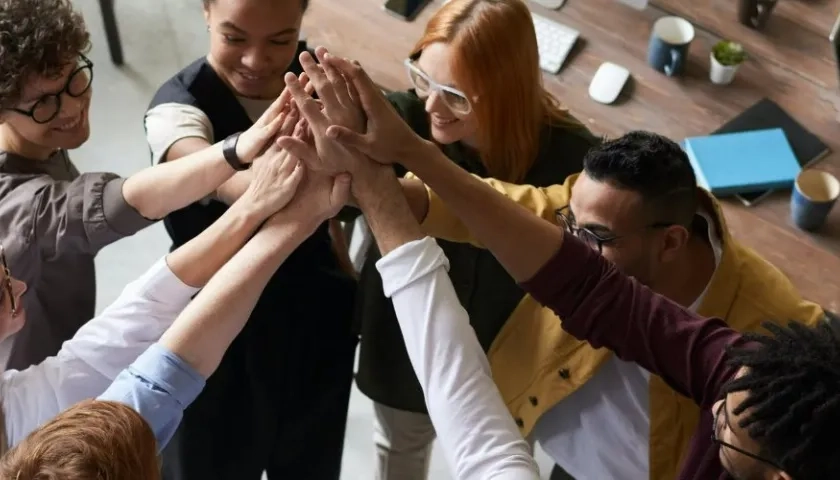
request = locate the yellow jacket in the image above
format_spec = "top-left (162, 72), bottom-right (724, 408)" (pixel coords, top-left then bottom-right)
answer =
top-left (412, 173), bottom-right (825, 480)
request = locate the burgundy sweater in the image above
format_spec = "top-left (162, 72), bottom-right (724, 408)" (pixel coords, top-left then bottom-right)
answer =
top-left (521, 234), bottom-right (749, 480)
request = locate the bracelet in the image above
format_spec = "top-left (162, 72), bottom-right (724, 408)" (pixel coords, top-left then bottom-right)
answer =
top-left (222, 132), bottom-right (249, 171)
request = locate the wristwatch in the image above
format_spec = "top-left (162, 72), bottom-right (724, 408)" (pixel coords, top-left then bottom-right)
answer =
top-left (222, 132), bottom-right (249, 171)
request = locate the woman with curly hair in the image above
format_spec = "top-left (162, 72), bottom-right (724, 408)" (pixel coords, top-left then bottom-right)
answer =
top-left (0, 0), bottom-right (292, 371)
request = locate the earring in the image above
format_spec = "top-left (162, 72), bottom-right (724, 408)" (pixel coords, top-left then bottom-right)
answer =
top-left (206, 25), bottom-right (210, 31)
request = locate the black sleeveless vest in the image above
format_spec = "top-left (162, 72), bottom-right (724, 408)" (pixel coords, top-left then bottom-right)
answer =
top-left (147, 42), bottom-right (355, 327)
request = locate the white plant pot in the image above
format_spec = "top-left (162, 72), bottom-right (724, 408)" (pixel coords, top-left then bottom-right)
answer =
top-left (709, 53), bottom-right (740, 85)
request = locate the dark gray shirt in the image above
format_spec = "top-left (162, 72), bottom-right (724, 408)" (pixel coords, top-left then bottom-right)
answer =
top-left (0, 150), bottom-right (153, 370)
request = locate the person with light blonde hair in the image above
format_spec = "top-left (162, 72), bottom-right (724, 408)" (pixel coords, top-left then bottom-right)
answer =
top-left (349, 1), bottom-right (601, 478)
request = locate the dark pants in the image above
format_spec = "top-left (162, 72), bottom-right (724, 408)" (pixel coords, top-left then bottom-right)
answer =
top-left (550, 464), bottom-right (576, 480)
top-left (160, 282), bottom-right (357, 480)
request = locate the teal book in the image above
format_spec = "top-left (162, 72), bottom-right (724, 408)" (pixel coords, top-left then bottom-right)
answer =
top-left (682, 128), bottom-right (801, 197)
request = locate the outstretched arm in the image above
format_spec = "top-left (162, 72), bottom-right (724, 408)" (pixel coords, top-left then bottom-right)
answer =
top-left (97, 127), bottom-right (351, 449)
top-left (130, 88), bottom-right (300, 219)
top-left (358, 166), bottom-right (540, 480)
top-left (0, 144), bottom-right (305, 448)
top-left (400, 174), bottom-right (575, 247)
top-left (280, 52), bottom-right (540, 480)
top-left (319, 56), bottom-right (564, 282)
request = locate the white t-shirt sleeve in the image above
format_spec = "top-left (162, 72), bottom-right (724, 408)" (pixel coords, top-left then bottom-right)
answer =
top-left (376, 237), bottom-right (539, 480)
top-left (145, 103), bottom-right (214, 164)
top-left (0, 257), bottom-right (200, 447)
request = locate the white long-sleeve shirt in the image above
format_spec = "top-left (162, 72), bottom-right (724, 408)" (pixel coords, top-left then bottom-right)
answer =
top-left (0, 257), bottom-right (199, 448)
top-left (376, 236), bottom-right (539, 480)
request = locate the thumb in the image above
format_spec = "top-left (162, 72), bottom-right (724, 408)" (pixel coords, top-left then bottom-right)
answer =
top-left (328, 173), bottom-right (352, 214)
top-left (326, 125), bottom-right (369, 153)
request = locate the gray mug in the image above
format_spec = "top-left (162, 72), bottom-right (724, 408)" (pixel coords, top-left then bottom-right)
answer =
top-left (648, 16), bottom-right (695, 76)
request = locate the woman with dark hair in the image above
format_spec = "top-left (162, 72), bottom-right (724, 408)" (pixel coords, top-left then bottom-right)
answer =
top-left (144, 1), bottom-right (357, 479)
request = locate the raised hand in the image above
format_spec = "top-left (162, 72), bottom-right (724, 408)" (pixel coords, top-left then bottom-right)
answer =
top-left (274, 119), bottom-right (352, 226)
top-left (240, 140), bottom-right (305, 218)
top-left (320, 55), bottom-right (429, 168)
top-left (280, 50), bottom-right (368, 175)
top-left (235, 74), bottom-right (313, 163)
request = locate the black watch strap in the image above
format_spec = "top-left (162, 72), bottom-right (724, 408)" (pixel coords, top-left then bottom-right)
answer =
top-left (222, 132), bottom-right (249, 171)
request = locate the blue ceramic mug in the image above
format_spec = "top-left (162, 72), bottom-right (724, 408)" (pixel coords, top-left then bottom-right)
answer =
top-left (790, 169), bottom-right (840, 231)
top-left (648, 16), bottom-right (695, 76)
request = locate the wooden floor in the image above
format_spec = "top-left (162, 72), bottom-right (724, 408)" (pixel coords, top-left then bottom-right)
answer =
top-left (303, 0), bottom-right (840, 311)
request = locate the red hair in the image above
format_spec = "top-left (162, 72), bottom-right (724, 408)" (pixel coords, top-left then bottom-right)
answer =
top-left (410, 0), bottom-right (583, 182)
top-left (0, 400), bottom-right (160, 480)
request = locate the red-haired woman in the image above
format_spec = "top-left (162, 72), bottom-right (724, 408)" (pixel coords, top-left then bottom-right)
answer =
top-left (352, 1), bottom-right (601, 478)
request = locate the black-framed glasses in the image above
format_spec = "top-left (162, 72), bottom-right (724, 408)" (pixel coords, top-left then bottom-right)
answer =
top-left (555, 205), bottom-right (674, 254)
top-left (712, 400), bottom-right (782, 470)
top-left (0, 245), bottom-right (16, 318)
top-left (10, 54), bottom-right (94, 124)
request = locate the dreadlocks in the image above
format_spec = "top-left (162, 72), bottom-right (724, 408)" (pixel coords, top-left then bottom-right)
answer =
top-left (724, 320), bottom-right (840, 479)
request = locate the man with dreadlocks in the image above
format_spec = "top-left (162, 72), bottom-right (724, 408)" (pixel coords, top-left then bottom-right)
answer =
top-left (285, 56), bottom-right (839, 480)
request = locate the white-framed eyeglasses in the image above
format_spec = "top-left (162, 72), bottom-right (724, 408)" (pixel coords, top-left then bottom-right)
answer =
top-left (403, 59), bottom-right (473, 115)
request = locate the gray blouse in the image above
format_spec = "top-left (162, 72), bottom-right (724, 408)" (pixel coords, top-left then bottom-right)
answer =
top-left (0, 150), bottom-right (153, 370)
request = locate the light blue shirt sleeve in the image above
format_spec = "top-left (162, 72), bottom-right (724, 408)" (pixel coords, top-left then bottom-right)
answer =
top-left (97, 342), bottom-right (205, 450)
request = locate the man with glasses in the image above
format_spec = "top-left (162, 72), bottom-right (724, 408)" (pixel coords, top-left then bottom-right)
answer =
top-left (0, 0), bottom-right (299, 373)
top-left (397, 130), bottom-right (825, 480)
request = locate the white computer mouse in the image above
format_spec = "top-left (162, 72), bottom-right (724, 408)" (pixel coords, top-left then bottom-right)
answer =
top-left (588, 62), bottom-right (630, 105)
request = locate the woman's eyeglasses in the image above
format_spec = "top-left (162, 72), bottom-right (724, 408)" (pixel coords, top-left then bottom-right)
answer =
top-left (11, 54), bottom-right (94, 124)
top-left (0, 245), bottom-right (16, 317)
top-left (404, 59), bottom-right (472, 115)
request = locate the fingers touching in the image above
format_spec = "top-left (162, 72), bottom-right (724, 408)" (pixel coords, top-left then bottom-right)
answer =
top-left (277, 135), bottom-right (319, 168)
top-left (285, 71), bottom-right (327, 129)
top-left (314, 47), bottom-right (353, 107)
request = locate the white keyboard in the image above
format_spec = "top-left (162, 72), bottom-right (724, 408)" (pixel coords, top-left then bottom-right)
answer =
top-left (531, 12), bottom-right (580, 74)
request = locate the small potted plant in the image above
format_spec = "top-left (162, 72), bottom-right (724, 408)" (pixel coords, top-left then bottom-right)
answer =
top-left (710, 40), bottom-right (747, 85)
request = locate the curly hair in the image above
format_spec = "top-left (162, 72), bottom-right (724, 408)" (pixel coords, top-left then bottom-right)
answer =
top-left (0, 0), bottom-right (90, 109)
top-left (724, 319), bottom-right (840, 480)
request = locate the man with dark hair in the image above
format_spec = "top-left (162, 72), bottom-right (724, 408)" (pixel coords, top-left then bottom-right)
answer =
top-left (581, 130), bottom-right (698, 227)
top-left (346, 124), bottom-right (823, 480)
top-left (393, 129), bottom-right (825, 479)
top-left (282, 53), bottom-right (840, 480)
top-left (570, 130), bottom-right (700, 289)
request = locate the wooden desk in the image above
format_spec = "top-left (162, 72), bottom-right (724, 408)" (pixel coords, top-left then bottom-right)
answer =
top-left (303, 0), bottom-right (840, 310)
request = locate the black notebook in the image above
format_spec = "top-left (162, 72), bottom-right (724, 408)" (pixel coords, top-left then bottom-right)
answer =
top-left (711, 98), bottom-right (830, 206)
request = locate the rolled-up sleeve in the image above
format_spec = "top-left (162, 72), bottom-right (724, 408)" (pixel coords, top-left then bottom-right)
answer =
top-left (31, 173), bottom-right (153, 258)
top-left (98, 343), bottom-right (205, 449)
top-left (144, 103), bottom-right (214, 165)
top-left (0, 257), bottom-right (200, 447)
top-left (410, 173), bottom-right (574, 248)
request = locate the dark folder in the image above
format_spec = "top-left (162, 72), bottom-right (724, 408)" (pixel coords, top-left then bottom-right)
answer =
top-left (711, 98), bottom-right (830, 205)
